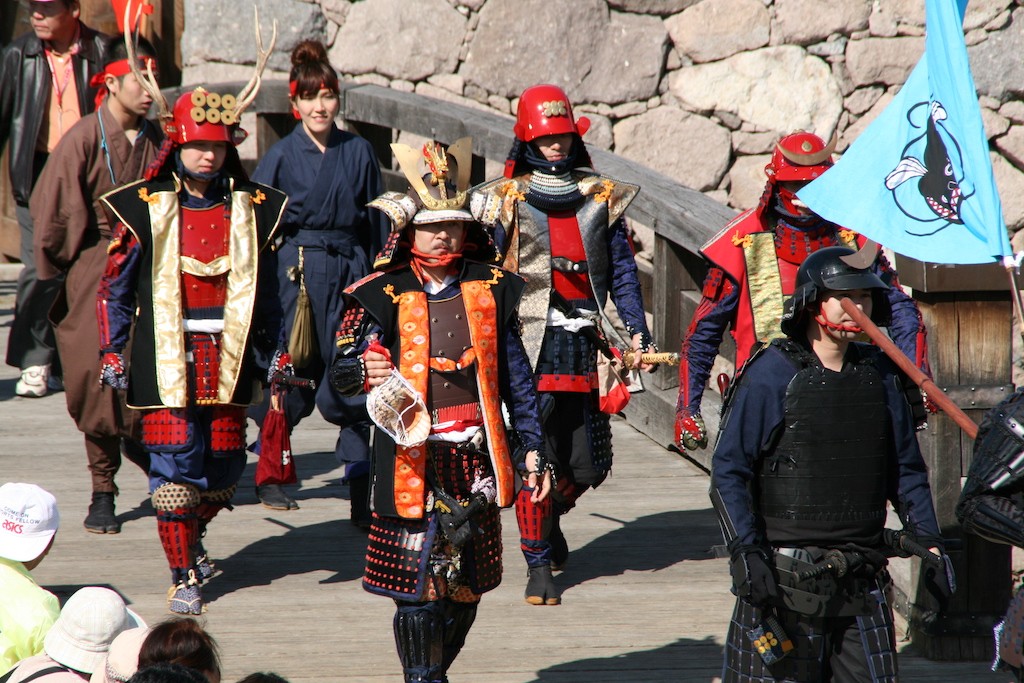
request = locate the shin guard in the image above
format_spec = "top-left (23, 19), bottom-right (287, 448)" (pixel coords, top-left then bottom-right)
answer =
top-left (196, 484), bottom-right (236, 524)
top-left (152, 483), bottom-right (200, 583)
top-left (515, 486), bottom-right (552, 568)
top-left (393, 601), bottom-right (445, 683)
top-left (442, 598), bottom-right (479, 673)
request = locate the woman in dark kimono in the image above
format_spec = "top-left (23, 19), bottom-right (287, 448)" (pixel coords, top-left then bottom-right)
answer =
top-left (248, 40), bottom-right (389, 519)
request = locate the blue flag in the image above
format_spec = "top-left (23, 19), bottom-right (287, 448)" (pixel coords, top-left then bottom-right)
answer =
top-left (798, 0), bottom-right (1011, 265)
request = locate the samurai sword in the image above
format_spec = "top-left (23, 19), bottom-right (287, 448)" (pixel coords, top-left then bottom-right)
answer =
top-left (621, 351), bottom-right (680, 370)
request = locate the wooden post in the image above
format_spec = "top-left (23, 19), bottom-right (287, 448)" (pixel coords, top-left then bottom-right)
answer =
top-left (893, 255), bottom-right (1014, 661)
top-left (649, 234), bottom-right (705, 392)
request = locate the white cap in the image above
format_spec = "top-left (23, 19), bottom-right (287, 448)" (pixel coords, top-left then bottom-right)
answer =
top-left (44, 587), bottom-right (146, 674)
top-left (0, 482), bottom-right (60, 562)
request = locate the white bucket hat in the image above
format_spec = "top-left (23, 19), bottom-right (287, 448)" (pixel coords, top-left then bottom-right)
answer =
top-left (45, 587), bottom-right (146, 674)
top-left (0, 482), bottom-right (60, 562)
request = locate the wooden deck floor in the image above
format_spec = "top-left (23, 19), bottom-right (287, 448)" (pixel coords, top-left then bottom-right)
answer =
top-left (0, 279), bottom-right (1007, 682)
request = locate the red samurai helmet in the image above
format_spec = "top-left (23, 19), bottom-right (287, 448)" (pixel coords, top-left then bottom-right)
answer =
top-left (758, 131), bottom-right (837, 217)
top-left (168, 88), bottom-right (247, 146)
top-left (764, 131), bottom-right (836, 183)
top-left (513, 84), bottom-right (591, 142)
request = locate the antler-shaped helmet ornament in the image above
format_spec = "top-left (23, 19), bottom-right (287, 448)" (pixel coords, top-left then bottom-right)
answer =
top-left (234, 6), bottom-right (278, 118)
top-left (124, 1), bottom-right (170, 126)
top-left (125, 3), bottom-right (277, 142)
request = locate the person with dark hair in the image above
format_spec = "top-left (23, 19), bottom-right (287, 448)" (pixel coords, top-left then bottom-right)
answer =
top-left (470, 84), bottom-right (655, 605)
top-left (674, 131), bottom-right (929, 454)
top-left (29, 32), bottom-right (162, 535)
top-left (710, 246), bottom-right (952, 682)
top-left (137, 619), bottom-right (220, 683)
top-left (1, 0), bottom-right (109, 398)
top-left (95, 20), bottom-right (286, 615)
top-left (127, 664), bottom-right (209, 683)
top-left (330, 137), bottom-right (548, 683)
top-left (234, 674), bottom-right (288, 683)
top-left (246, 38), bottom-right (388, 518)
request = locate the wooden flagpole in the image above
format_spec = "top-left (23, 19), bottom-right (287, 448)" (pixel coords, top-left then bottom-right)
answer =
top-left (839, 298), bottom-right (979, 439)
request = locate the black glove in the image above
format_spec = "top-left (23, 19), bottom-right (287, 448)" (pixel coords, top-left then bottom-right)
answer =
top-left (730, 548), bottom-right (779, 607)
top-left (922, 553), bottom-right (956, 609)
top-left (836, 544), bottom-right (889, 577)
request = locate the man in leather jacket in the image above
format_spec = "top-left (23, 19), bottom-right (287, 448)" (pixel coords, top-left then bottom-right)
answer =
top-left (0, 0), bottom-right (107, 397)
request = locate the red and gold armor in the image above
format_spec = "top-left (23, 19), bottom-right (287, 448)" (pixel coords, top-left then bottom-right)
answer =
top-left (180, 205), bottom-right (230, 315)
top-left (548, 211), bottom-right (592, 303)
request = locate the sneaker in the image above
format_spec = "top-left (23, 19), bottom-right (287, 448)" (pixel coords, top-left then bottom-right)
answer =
top-left (15, 365), bottom-right (49, 398)
top-left (167, 570), bottom-right (205, 615)
top-left (525, 565), bottom-right (560, 606)
top-left (46, 374), bottom-right (64, 392)
top-left (83, 492), bottom-right (121, 534)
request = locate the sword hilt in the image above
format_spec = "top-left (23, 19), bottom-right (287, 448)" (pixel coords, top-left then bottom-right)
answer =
top-left (622, 351), bottom-right (680, 370)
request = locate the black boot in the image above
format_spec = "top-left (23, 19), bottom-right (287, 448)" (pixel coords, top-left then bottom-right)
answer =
top-left (525, 565), bottom-right (560, 605)
top-left (550, 514), bottom-right (568, 571)
top-left (256, 484), bottom-right (297, 510)
top-left (84, 492), bottom-right (120, 534)
top-left (349, 474), bottom-right (371, 530)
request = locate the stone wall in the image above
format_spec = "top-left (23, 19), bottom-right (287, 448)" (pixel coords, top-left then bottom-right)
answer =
top-left (181, 0), bottom-right (1024, 241)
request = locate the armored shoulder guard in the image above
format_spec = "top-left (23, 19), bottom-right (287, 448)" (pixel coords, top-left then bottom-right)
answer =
top-left (577, 174), bottom-right (639, 225)
top-left (470, 177), bottom-right (528, 228)
top-left (343, 270), bottom-right (387, 296)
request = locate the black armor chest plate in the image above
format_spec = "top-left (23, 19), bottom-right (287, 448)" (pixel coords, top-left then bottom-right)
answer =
top-left (758, 359), bottom-right (890, 545)
top-left (428, 293), bottom-right (478, 411)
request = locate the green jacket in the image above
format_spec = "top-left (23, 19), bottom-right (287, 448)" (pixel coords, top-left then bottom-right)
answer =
top-left (0, 558), bottom-right (59, 676)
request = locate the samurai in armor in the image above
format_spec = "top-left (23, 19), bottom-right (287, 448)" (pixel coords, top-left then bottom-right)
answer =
top-left (710, 246), bottom-right (952, 682)
top-left (95, 22), bottom-right (287, 615)
top-left (956, 390), bottom-right (1024, 679)
top-left (470, 84), bottom-right (655, 606)
top-left (329, 138), bottom-right (548, 683)
top-left (676, 131), bottom-right (930, 452)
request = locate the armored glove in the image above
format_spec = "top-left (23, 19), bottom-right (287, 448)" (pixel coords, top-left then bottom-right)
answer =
top-left (730, 547), bottom-right (779, 607)
top-left (675, 409), bottom-right (708, 451)
top-left (99, 352), bottom-right (128, 390)
top-left (922, 552), bottom-right (957, 609)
